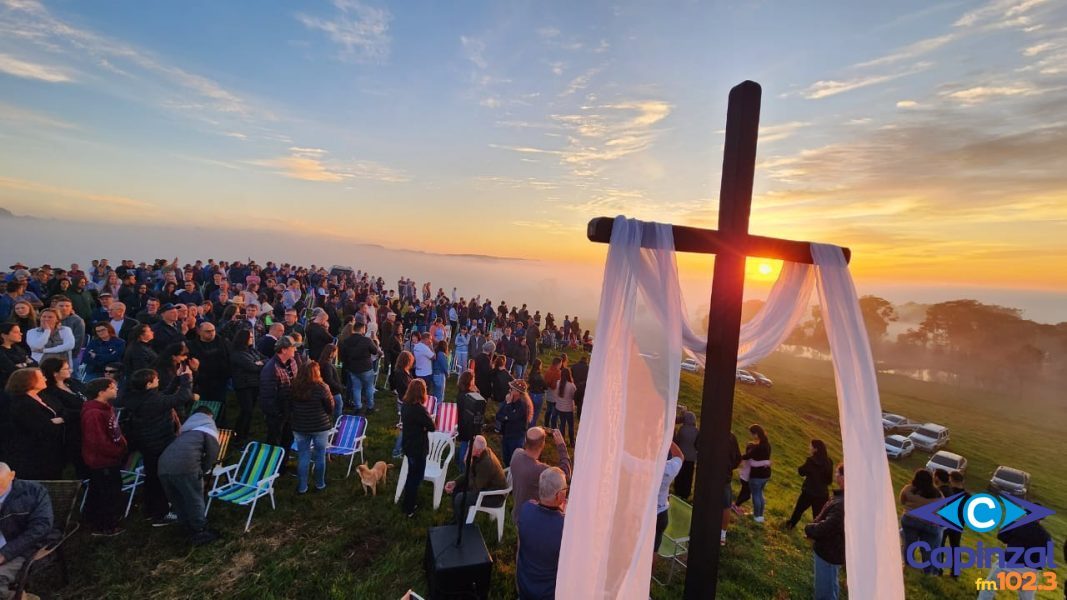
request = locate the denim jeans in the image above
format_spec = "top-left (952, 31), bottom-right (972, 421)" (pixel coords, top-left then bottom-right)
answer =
top-left (813, 553), bottom-right (840, 600)
top-left (556, 410), bottom-right (575, 445)
top-left (332, 394), bottom-right (343, 421)
top-left (545, 402), bottom-right (557, 428)
top-left (159, 472), bottom-right (208, 534)
top-left (901, 514), bottom-right (942, 574)
top-left (455, 350), bottom-right (468, 373)
top-left (457, 440), bottom-right (470, 474)
top-left (294, 430), bottom-right (330, 492)
top-left (432, 372), bottom-right (445, 401)
top-left (502, 436), bottom-right (524, 468)
top-left (748, 477), bottom-right (770, 518)
top-left (513, 364), bottom-right (525, 379)
top-left (977, 560), bottom-right (1037, 600)
top-left (349, 369), bottom-right (376, 410)
top-left (529, 393), bottom-right (544, 427)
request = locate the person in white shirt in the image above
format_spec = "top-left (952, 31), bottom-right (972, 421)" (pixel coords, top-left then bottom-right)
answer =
top-left (25, 308), bottom-right (75, 364)
top-left (412, 332), bottom-right (435, 390)
top-left (655, 442), bottom-right (685, 552)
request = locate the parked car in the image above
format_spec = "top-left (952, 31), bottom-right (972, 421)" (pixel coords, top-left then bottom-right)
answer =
top-left (925, 450), bottom-right (967, 475)
top-left (750, 371), bottom-right (773, 387)
top-left (989, 466), bottom-right (1031, 498)
top-left (681, 358), bottom-right (700, 373)
top-left (909, 423), bottom-right (950, 452)
top-left (736, 369), bottom-right (757, 385)
top-left (881, 413), bottom-right (922, 434)
top-left (884, 435), bottom-right (914, 459)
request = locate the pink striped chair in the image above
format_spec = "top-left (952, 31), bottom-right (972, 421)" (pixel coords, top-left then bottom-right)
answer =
top-left (435, 402), bottom-right (458, 436)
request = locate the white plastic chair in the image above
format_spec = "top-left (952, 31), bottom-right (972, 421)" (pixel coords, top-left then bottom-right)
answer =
top-left (465, 468), bottom-right (512, 542)
top-left (394, 432), bottom-right (455, 509)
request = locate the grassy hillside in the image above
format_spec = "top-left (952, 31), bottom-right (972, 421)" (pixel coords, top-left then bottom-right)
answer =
top-left (37, 351), bottom-right (1065, 599)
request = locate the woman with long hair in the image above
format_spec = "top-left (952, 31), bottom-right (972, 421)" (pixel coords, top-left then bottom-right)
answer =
top-left (431, 340), bottom-right (449, 400)
top-left (786, 439), bottom-right (834, 529)
top-left (525, 358), bottom-right (547, 427)
top-left (554, 367), bottom-right (577, 446)
top-left (230, 328), bottom-right (266, 441)
top-left (25, 308), bottom-right (75, 364)
top-left (318, 343), bottom-right (345, 421)
top-left (455, 370), bottom-right (485, 472)
top-left (40, 356), bottom-right (89, 478)
top-left (5, 367), bottom-right (65, 479)
top-left (900, 469), bottom-right (944, 574)
top-left (154, 341), bottom-right (195, 392)
top-left (6, 301), bottom-right (37, 353)
top-left (400, 378), bottom-right (436, 517)
top-left (0, 322), bottom-right (36, 389)
top-left (489, 354), bottom-right (513, 404)
top-left (389, 350), bottom-right (415, 458)
top-left (123, 324), bottom-right (158, 374)
top-left (742, 424), bottom-right (772, 523)
top-left (290, 361), bottom-right (334, 494)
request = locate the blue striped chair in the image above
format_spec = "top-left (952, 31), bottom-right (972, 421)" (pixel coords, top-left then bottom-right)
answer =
top-left (121, 451), bottom-right (144, 518)
top-left (206, 441), bottom-right (285, 532)
top-left (325, 415), bottom-right (367, 478)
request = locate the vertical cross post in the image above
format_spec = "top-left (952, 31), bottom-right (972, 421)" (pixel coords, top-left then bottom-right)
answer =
top-left (683, 80), bottom-right (762, 598)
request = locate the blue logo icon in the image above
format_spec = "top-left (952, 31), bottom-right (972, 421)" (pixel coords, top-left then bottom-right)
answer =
top-left (909, 492), bottom-right (1054, 533)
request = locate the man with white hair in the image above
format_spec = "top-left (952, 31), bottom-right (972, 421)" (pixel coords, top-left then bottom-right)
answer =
top-left (444, 435), bottom-right (507, 525)
top-left (0, 462), bottom-right (54, 600)
top-left (516, 467), bottom-right (568, 599)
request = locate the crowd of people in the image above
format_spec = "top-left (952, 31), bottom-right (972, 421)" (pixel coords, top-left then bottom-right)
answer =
top-left (0, 257), bottom-right (1053, 600)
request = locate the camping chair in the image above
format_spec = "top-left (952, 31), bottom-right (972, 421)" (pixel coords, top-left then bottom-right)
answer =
top-left (215, 429), bottom-right (234, 466)
top-left (325, 415), bottom-right (367, 478)
top-left (190, 399), bottom-right (222, 420)
top-left (12, 480), bottom-right (84, 599)
top-left (207, 441), bottom-right (285, 532)
top-left (653, 495), bottom-right (693, 585)
top-left (435, 402), bottom-right (458, 437)
top-left (393, 432), bottom-right (455, 509)
top-left (423, 395), bottom-right (438, 418)
top-left (120, 451), bottom-right (144, 518)
top-left (465, 468), bottom-right (512, 542)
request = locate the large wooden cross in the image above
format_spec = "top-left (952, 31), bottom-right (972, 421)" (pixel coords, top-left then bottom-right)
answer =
top-left (586, 80), bottom-right (851, 598)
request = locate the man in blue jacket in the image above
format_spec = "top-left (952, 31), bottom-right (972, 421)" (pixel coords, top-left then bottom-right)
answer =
top-left (0, 462), bottom-right (54, 600)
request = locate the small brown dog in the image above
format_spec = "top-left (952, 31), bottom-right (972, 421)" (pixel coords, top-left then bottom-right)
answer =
top-left (356, 461), bottom-right (392, 495)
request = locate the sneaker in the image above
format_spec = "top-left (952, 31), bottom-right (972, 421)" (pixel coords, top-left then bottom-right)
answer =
top-left (754, 516), bottom-right (765, 524)
top-left (152, 513), bottom-right (178, 527)
top-left (91, 527), bottom-right (125, 537)
top-left (192, 529), bottom-right (221, 546)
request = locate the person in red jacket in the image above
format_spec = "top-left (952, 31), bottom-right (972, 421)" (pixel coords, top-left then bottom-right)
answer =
top-left (81, 377), bottom-right (127, 536)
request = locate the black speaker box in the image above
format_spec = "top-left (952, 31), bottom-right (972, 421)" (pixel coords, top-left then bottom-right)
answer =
top-left (424, 524), bottom-right (493, 600)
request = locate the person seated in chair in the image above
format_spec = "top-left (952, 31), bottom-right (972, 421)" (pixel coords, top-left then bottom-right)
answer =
top-left (444, 435), bottom-right (507, 525)
top-left (0, 462), bottom-right (54, 600)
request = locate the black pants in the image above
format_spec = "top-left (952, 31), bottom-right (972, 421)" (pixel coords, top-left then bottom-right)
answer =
top-left (735, 478), bottom-right (751, 506)
top-left (402, 452), bottom-right (426, 514)
top-left (265, 412), bottom-right (292, 471)
top-left (943, 529), bottom-right (963, 576)
top-left (787, 491), bottom-right (829, 528)
top-left (452, 490), bottom-right (475, 525)
top-left (86, 466), bottom-right (123, 531)
top-left (654, 508), bottom-right (669, 552)
top-left (674, 460), bottom-right (695, 500)
top-left (141, 450), bottom-right (170, 520)
top-left (234, 387), bottom-right (258, 440)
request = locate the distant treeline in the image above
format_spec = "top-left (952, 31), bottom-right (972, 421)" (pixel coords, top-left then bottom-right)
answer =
top-left (764, 297), bottom-right (1066, 391)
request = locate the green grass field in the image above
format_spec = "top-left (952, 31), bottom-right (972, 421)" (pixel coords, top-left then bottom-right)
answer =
top-left (37, 351), bottom-right (1065, 599)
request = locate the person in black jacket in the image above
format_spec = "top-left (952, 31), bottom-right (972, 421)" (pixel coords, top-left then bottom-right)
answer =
top-left (455, 370), bottom-right (486, 474)
top-left (117, 366), bottom-right (193, 525)
top-left (0, 464), bottom-right (54, 598)
top-left (305, 308), bottom-right (334, 366)
top-left (489, 355), bottom-right (513, 404)
top-left (39, 356), bottom-right (89, 479)
top-left (123, 324), bottom-right (158, 374)
top-left (229, 329), bottom-right (266, 442)
top-left (389, 351), bottom-right (414, 459)
top-left (4, 368), bottom-right (65, 480)
top-left (188, 322), bottom-right (231, 416)
top-left (742, 423), bottom-right (772, 524)
top-left (400, 378), bottom-right (435, 517)
top-left (473, 341), bottom-right (495, 400)
top-left (150, 303), bottom-right (185, 352)
top-left (495, 379), bottom-right (532, 468)
top-left (317, 343), bottom-right (345, 421)
top-left (260, 336), bottom-right (298, 459)
top-left (805, 462), bottom-right (844, 600)
top-left (786, 439), bottom-right (833, 530)
top-left (290, 361), bottom-right (335, 494)
top-left (339, 320), bottom-right (380, 414)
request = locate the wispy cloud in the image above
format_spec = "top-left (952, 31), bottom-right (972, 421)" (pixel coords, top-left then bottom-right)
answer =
top-left (460, 35), bottom-right (487, 69)
top-left (855, 34), bottom-right (956, 68)
top-left (0, 175), bottom-right (154, 209)
top-left (942, 84), bottom-right (1042, 104)
top-left (896, 100), bottom-right (920, 108)
top-left (0, 52), bottom-right (71, 82)
top-left (560, 66), bottom-right (601, 97)
top-left (953, 0), bottom-right (1051, 28)
top-left (249, 146), bottom-right (408, 183)
top-left (0, 101), bottom-right (78, 129)
top-left (297, 0), bottom-right (392, 63)
top-left (759, 121), bottom-right (810, 143)
top-left (799, 62), bottom-right (932, 100)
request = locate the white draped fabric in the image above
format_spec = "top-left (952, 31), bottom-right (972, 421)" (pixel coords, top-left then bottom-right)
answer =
top-left (556, 216), bottom-right (904, 599)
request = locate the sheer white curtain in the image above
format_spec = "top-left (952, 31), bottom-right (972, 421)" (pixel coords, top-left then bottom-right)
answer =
top-left (556, 216), bottom-right (904, 599)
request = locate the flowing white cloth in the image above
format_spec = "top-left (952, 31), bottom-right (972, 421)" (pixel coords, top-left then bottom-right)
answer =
top-left (556, 216), bottom-right (903, 599)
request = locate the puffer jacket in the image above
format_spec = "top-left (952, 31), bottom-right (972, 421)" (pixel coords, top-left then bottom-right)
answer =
top-left (117, 374), bottom-right (193, 454)
top-left (805, 490), bottom-right (845, 566)
top-left (158, 412), bottom-right (220, 476)
top-left (290, 382), bottom-right (334, 434)
top-left (0, 479), bottom-right (56, 561)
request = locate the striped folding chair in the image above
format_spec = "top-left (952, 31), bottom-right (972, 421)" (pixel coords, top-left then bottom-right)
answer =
top-left (325, 415), bottom-right (368, 478)
top-left (191, 399), bottom-right (222, 419)
top-left (435, 402), bottom-right (458, 437)
top-left (207, 441), bottom-right (285, 532)
top-left (121, 451), bottom-right (144, 518)
top-left (423, 395), bottom-right (438, 418)
top-left (215, 429), bottom-right (234, 465)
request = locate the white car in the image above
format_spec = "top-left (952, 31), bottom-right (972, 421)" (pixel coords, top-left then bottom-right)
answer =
top-left (736, 369), bottom-right (757, 385)
top-left (750, 371), bottom-right (773, 387)
top-left (884, 435), bottom-right (914, 459)
top-left (681, 358), bottom-right (700, 373)
top-left (925, 450), bottom-right (967, 475)
top-left (882, 413), bottom-right (906, 431)
top-left (989, 466), bottom-right (1031, 498)
top-left (909, 423), bottom-right (950, 452)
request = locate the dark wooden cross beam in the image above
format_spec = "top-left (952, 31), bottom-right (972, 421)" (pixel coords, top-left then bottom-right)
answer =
top-left (586, 80), bottom-right (851, 599)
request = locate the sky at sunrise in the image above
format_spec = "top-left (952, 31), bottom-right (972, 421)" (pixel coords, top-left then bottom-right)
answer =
top-left (1, 0), bottom-right (1066, 322)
